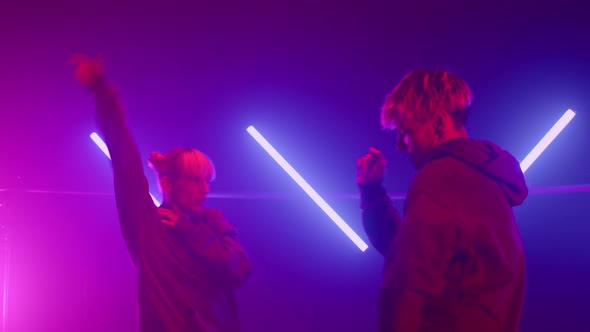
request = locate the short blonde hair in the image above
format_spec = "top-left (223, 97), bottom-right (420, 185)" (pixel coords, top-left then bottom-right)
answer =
top-left (148, 148), bottom-right (216, 181)
top-left (381, 69), bottom-right (472, 129)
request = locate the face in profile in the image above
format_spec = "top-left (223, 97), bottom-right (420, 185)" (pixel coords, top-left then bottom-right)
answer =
top-left (159, 149), bottom-right (216, 214)
top-left (382, 69), bottom-right (472, 169)
top-left (394, 116), bottom-right (438, 169)
top-left (166, 172), bottom-right (211, 214)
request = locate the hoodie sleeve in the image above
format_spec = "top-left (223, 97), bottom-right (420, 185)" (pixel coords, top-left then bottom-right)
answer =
top-left (171, 209), bottom-right (252, 289)
top-left (93, 82), bottom-right (155, 267)
top-left (379, 190), bottom-right (459, 332)
top-left (359, 182), bottom-right (403, 256)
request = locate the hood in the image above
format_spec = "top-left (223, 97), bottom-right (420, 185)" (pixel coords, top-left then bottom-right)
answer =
top-left (428, 138), bottom-right (528, 206)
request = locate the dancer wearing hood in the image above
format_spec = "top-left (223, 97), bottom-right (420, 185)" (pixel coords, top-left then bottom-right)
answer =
top-left (357, 69), bottom-right (528, 332)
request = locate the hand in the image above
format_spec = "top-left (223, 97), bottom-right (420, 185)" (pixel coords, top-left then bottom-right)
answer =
top-left (158, 208), bottom-right (181, 226)
top-left (356, 147), bottom-right (386, 185)
top-left (68, 53), bottom-right (106, 91)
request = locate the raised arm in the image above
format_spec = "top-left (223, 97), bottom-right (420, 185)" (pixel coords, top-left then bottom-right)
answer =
top-left (72, 55), bottom-right (155, 266)
top-left (359, 183), bottom-right (403, 256)
top-left (357, 147), bottom-right (403, 256)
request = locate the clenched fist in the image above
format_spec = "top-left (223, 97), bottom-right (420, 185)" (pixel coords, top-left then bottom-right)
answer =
top-left (69, 53), bottom-right (106, 91)
top-left (356, 147), bottom-right (386, 185)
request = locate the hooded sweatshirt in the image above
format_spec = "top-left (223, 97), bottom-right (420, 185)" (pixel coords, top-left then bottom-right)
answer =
top-left (360, 138), bottom-right (528, 332)
top-left (93, 82), bottom-right (252, 331)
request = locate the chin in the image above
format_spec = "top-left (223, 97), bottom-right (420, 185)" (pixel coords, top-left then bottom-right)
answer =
top-left (184, 205), bottom-right (203, 215)
top-left (191, 206), bottom-right (204, 212)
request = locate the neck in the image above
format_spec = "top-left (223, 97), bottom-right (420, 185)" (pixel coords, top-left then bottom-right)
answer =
top-left (162, 199), bottom-right (202, 217)
top-left (438, 127), bottom-right (468, 147)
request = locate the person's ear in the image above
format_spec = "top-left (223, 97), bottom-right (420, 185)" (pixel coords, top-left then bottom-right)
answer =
top-left (434, 113), bottom-right (445, 136)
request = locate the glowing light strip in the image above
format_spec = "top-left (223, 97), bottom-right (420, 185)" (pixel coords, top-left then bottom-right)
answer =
top-left (520, 109), bottom-right (576, 173)
top-left (90, 132), bottom-right (110, 159)
top-left (247, 126), bottom-right (368, 251)
top-left (90, 132), bottom-right (161, 206)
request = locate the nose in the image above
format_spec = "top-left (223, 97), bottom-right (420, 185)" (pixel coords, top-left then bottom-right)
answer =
top-left (199, 180), bottom-right (210, 195)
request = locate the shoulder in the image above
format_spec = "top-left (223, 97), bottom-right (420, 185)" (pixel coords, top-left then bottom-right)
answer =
top-left (202, 207), bottom-right (227, 223)
top-left (411, 157), bottom-right (466, 193)
top-left (203, 207), bottom-right (236, 234)
top-left (407, 156), bottom-right (480, 214)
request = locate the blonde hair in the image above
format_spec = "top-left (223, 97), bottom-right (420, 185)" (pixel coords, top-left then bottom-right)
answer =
top-left (148, 148), bottom-right (216, 181)
top-left (381, 69), bottom-right (472, 129)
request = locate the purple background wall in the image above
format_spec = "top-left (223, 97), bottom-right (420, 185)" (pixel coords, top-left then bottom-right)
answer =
top-left (1, 1), bottom-right (589, 331)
